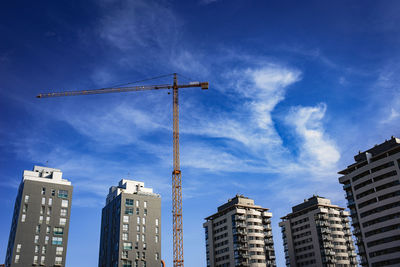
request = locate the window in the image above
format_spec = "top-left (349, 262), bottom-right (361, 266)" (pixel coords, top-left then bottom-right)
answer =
top-left (123, 216), bottom-right (129, 223)
top-left (143, 243), bottom-right (146, 250)
top-left (51, 189), bottom-right (56, 196)
top-left (52, 237), bottom-right (63, 245)
top-left (54, 227), bottom-right (64, 235)
top-left (21, 214), bottom-right (26, 222)
top-left (126, 199), bottom-right (134, 206)
top-left (143, 261), bottom-right (146, 267)
top-left (16, 244), bottom-right (21, 253)
top-left (46, 226), bottom-right (51, 234)
top-left (61, 199), bottom-right (68, 208)
top-left (122, 251), bottom-right (128, 259)
top-left (47, 207), bottom-right (52, 215)
top-left (60, 218), bottom-right (67, 226)
top-left (123, 242), bottom-right (132, 250)
top-left (122, 260), bottom-right (132, 267)
top-left (55, 257), bottom-right (62, 265)
top-left (136, 200), bottom-right (139, 206)
top-left (144, 209), bottom-right (147, 216)
top-left (142, 252), bottom-right (146, 259)
top-left (33, 255), bottom-right (38, 264)
top-left (136, 234), bottom-right (140, 241)
top-left (144, 201), bottom-right (147, 208)
top-left (136, 252), bottom-right (140, 259)
top-left (56, 247), bottom-right (63, 255)
top-left (142, 217), bottom-right (146, 224)
top-left (45, 236), bottom-right (49, 245)
top-left (135, 242), bottom-right (139, 249)
top-left (125, 208), bottom-right (134, 215)
top-left (155, 235), bottom-right (159, 243)
top-left (39, 215), bottom-right (43, 223)
top-left (40, 256), bottom-right (45, 265)
top-left (35, 245), bottom-right (39, 253)
top-left (134, 260), bottom-right (138, 267)
top-left (60, 208), bottom-right (67, 217)
top-left (15, 254), bottom-right (20, 263)
top-left (23, 204), bottom-right (28, 213)
top-left (155, 252), bottom-right (159, 260)
top-left (36, 225), bottom-right (40, 233)
top-left (42, 197), bottom-right (46, 205)
top-left (34, 235), bottom-right (39, 243)
top-left (42, 188), bottom-right (46, 195)
top-left (142, 226), bottom-right (146, 233)
top-left (24, 195), bottom-right (29, 203)
top-left (155, 227), bottom-right (159, 234)
top-left (156, 219), bottom-right (159, 226)
top-left (136, 208), bottom-right (140, 215)
top-left (137, 217), bottom-right (140, 224)
top-left (142, 234), bottom-right (145, 242)
top-left (40, 206), bottom-right (45, 215)
top-left (42, 246), bottom-right (46, 254)
top-left (48, 198), bottom-right (53, 206)
top-left (58, 190), bottom-right (68, 198)
top-left (136, 225), bottom-right (140, 232)
top-left (46, 217), bottom-right (50, 224)
top-left (122, 233), bottom-right (128, 241)
top-left (123, 224), bottom-right (129, 231)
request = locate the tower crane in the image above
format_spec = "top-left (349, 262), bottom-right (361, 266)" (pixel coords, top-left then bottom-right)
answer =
top-left (37, 73), bottom-right (209, 267)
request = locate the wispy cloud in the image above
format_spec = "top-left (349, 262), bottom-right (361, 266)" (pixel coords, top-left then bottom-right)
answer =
top-left (285, 103), bottom-right (340, 171)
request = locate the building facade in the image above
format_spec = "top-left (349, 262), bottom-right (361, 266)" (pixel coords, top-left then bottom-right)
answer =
top-left (5, 166), bottom-right (73, 267)
top-left (98, 179), bottom-right (161, 267)
top-left (279, 196), bottom-right (357, 267)
top-left (338, 136), bottom-right (400, 267)
top-left (203, 195), bottom-right (276, 267)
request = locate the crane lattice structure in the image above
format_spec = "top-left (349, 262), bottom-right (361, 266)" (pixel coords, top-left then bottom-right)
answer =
top-left (37, 73), bottom-right (209, 267)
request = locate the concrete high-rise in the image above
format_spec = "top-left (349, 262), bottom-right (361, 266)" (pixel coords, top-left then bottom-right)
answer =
top-left (203, 195), bottom-right (276, 267)
top-left (338, 136), bottom-right (400, 267)
top-left (279, 196), bottom-right (357, 267)
top-left (5, 166), bottom-right (73, 267)
top-left (98, 179), bottom-right (161, 267)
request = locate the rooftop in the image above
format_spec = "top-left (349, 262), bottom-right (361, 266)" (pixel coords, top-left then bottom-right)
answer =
top-left (23, 165), bottom-right (71, 186)
top-left (106, 179), bottom-right (160, 204)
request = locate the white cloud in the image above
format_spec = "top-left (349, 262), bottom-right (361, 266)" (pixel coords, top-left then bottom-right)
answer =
top-left (285, 103), bottom-right (340, 170)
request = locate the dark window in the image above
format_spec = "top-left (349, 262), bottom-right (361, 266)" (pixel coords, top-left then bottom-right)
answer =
top-left (125, 199), bottom-right (134, 206)
top-left (58, 190), bottom-right (68, 198)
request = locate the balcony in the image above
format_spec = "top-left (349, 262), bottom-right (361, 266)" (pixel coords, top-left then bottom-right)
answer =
top-left (343, 183), bottom-right (352, 189)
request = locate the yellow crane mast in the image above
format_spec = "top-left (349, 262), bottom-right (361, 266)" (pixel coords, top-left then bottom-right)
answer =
top-left (37, 73), bottom-right (209, 267)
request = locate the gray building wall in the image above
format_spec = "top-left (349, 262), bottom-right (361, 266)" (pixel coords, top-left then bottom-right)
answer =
top-left (203, 195), bottom-right (276, 267)
top-left (279, 196), bottom-right (357, 267)
top-left (99, 179), bottom-right (161, 267)
top-left (5, 166), bottom-right (73, 267)
top-left (338, 136), bottom-right (400, 267)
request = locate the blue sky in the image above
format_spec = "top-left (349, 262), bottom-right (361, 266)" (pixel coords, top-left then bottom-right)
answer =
top-left (1, 0), bottom-right (400, 266)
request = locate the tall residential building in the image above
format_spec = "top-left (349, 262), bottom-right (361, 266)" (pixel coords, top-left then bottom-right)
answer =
top-left (338, 136), bottom-right (400, 267)
top-left (5, 166), bottom-right (73, 267)
top-left (279, 196), bottom-right (357, 267)
top-left (98, 179), bottom-right (161, 267)
top-left (203, 195), bottom-right (276, 267)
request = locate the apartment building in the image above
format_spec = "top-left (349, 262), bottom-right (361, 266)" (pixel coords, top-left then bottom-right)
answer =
top-left (203, 194), bottom-right (276, 267)
top-left (279, 196), bottom-right (357, 267)
top-left (5, 166), bottom-right (73, 267)
top-left (338, 136), bottom-right (400, 266)
top-left (98, 179), bottom-right (161, 267)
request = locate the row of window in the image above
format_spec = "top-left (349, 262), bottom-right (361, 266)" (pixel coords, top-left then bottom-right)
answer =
top-left (126, 199), bottom-right (147, 208)
top-left (14, 254), bottom-right (63, 265)
top-left (360, 200), bottom-right (400, 218)
top-left (354, 170), bottom-right (397, 191)
top-left (125, 207), bottom-right (148, 216)
top-left (362, 211), bottom-right (400, 227)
